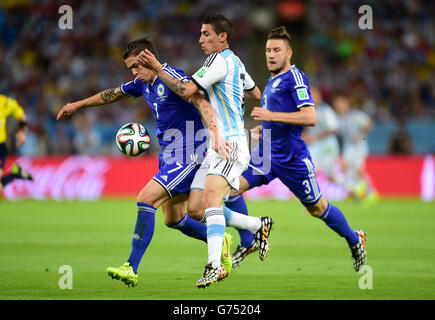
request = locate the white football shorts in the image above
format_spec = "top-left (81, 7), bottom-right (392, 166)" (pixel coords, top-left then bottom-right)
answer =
top-left (190, 139), bottom-right (250, 192)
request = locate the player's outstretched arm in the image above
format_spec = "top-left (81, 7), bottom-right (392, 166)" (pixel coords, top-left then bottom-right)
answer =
top-left (56, 87), bottom-right (128, 120)
top-left (251, 105), bottom-right (316, 126)
top-left (136, 49), bottom-right (198, 100)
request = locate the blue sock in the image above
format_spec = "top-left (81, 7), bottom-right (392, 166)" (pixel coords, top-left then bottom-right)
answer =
top-left (127, 202), bottom-right (156, 274)
top-left (319, 203), bottom-right (359, 248)
top-left (224, 195), bottom-right (255, 247)
top-left (166, 213), bottom-right (207, 243)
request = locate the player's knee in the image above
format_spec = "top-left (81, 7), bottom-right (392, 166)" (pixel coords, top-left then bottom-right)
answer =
top-left (187, 204), bottom-right (203, 221)
top-left (136, 192), bottom-right (158, 208)
top-left (203, 189), bottom-right (221, 208)
top-left (306, 197), bottom-right (328, 217)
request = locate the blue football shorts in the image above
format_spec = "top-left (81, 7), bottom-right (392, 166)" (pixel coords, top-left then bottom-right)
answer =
top-left (242, 153), bottom-right (322, 207)
top-left (153, 153), bottom-right (200, 198)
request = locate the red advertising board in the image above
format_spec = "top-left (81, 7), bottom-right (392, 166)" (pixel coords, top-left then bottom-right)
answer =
top-left (2, 155), bottom-right (434, 201)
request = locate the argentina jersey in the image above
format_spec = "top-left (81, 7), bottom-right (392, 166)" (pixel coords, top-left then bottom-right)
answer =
top-left (261, 65), bottom-right (315, 162)
top-left (120, 64), bottom-right (206, 164)
top-left (191, 48), bottom-right (255, 142)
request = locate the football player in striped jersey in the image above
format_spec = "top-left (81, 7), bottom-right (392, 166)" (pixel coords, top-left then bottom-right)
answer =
top-left (138, 15), bottom-right (274, 288)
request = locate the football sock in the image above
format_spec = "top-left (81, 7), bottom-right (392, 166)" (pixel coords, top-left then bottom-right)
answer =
top-left (319, 203), bottom-right (359, 247)
top-left (166, 213), bottom-right (207, 243)
top-left (224, 195), bottom-right (255, 247)
top-left (1, 173), bottom-right (20, 186)
top-left (127, 202), bottom-right (156, 274)
top-left (204, 207), bottom-right (226, 268)
top-left (222, 206), bottom-right (261, 234)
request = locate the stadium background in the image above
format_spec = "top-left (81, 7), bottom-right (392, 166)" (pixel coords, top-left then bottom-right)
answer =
top-left (1, 0), bottom-right (434, 200)
top-left (0, 0), bottom-right (435, 302)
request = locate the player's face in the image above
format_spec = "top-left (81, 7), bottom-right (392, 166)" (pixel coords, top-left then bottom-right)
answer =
top-left (124, 55), bottom-right (155, 83)
top-left (265, 39), bottom-right (292, 76)
top-left (199, 24), bottom-right (225, 55)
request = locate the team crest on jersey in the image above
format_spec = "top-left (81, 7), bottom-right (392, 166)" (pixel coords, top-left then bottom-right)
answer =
top-left (297, 88), bottom-right (309, 100)
top-left (272, 78), bottom-right (281, 88)
top-left (157, 84), bottom-right (165, 96)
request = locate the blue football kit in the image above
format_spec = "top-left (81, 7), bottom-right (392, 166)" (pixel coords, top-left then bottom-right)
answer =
top-left (121, 64), bottom-right (206, 198)
top-left (119, 63), bottom-right (209, 274)
top-left (242, 66), bottom-right (322, 206)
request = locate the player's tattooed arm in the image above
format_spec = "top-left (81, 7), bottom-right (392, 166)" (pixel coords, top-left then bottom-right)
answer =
top-left (188, 93), bottom-right (232, 160)
top-left (136, 49), bottom-right (198, 100)
top-left (57, 87), bottom-right (128, 120)
top-left (188, 93), bottom-right (217, 131)
top-left (154, 69), bottom-right (188, 97)
top-left (100, 87), bottom-right (127, 104)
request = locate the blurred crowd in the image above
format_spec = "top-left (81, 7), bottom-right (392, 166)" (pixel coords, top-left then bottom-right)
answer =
top-left (0, 0), bottom-right (265, 156)
top-left (305, 0), bottom-right (434, 123)
top-left (0, 0), bottom-right (433, 156)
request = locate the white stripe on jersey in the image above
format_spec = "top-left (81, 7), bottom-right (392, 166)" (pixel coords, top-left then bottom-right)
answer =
top-left (302, 157), bottom-right (321, 200)
top-left (166, 161), bottom-right (197, 190)
top-left (290, 68), bottom-right (306, 88)
top-left (163, 66), bottom-right (185, 80)
top-left (204, 53), bottom-right (218, 67)
top-left (223, 56), bottom-right (244, 137)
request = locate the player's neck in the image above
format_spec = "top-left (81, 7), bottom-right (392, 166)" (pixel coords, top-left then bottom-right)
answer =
top-left (270, 64), bottom-right (291, 78)
top-left (211, 45), bottom-right (229, 55)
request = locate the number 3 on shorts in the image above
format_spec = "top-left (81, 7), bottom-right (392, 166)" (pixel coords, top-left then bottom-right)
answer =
top-left (302, 180), bottom-right (311, 194)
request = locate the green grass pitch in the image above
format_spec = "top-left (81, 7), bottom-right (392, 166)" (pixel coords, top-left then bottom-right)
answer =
top-left (0, 199), bottom-right (434, 300)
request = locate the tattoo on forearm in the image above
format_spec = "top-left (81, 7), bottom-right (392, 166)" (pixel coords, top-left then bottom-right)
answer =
top-left (156, 70), bottom-right (186, 96)
top-left (190, 96), bottom-right (217, 131)
top-left (100, 88), bottom-right (123, 103)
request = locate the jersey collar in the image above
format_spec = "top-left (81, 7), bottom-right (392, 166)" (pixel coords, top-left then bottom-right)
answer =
top-left (151, 63), bottom-right (169, 86)
top-left (270, 65), bottom-right (294, 80)
top-left (150, 75), bottom-right (158, 86)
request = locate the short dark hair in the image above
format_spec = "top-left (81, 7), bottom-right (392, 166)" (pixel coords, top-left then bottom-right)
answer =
top-left (122, 37), bottom-right (158, 60)
top-left (267, 26), bottom-right (292, 49)
top-left (204, 14), bottom-right (233, 43)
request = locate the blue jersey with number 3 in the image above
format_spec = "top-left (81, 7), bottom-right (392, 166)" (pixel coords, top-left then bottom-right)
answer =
top-left (260, 66), bottom-right (315, 162)
top-left (243, 66), bottom-right (322, 206)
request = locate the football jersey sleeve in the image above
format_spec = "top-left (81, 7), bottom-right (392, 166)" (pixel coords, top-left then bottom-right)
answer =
top-left (162, 64), bottom-right (188, 82)
top-left (120, 78), bottom-right (143, 97)
top-left (8, 98), bottom-right (25, 120)
top-left (191, 53), bottom-right (227, 91)
top-left (244, 71), bottom-right (256, 91)
top-left (289, 69), bottom-right (315, 108)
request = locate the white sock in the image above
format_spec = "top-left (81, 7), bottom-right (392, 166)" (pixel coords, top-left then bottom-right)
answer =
top-left (205, 207), bottom-right (226, 268)
top-left (223, 206), bottom-right (261, 234)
